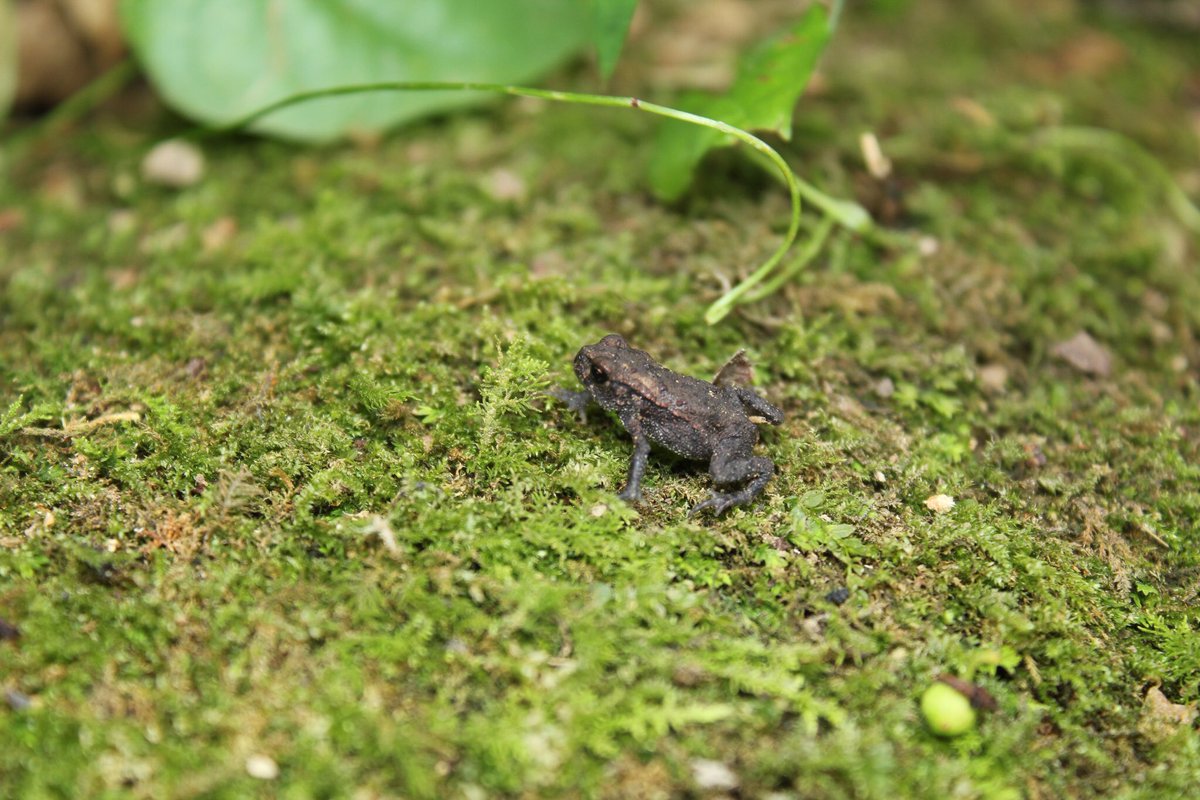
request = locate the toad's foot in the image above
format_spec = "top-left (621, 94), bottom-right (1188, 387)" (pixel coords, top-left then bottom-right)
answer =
top-left (695, 446), bottom-right (774, 516)
top-left (690, 489), bottom-right (756, 517)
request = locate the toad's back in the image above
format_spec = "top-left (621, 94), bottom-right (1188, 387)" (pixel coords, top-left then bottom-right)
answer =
top-left (618, 365), bottom-right (754, 461)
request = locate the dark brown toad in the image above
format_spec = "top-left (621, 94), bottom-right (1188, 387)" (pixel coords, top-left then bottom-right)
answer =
top-left (554, 334), bottom-right (783, 515)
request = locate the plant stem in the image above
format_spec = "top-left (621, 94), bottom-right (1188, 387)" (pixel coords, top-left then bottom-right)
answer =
top-left (3, 59), bottom-right (137, 153)
top-left (210, 80), bottom-right (874, 323)
top-left (746, 215), bottom-right (836, 302)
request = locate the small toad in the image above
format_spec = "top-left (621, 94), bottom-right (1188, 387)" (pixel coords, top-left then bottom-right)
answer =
top-left (554, 334), bottom-right (783, 515)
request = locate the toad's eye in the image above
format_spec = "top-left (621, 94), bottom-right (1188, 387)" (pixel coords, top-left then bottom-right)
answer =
top-left (589, 365), bottom-right (608, 384)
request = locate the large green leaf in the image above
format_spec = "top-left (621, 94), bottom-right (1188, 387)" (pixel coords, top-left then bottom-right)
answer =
top-left (591, 0), bottom-right (637, 81)
top-left (648, 5), bottom-right (832, 201)
top-left (120, 0), bottom-right (592, 142)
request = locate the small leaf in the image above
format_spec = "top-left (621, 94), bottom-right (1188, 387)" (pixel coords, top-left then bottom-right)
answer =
top-left (826, 523), bottom-right (856, 539)
top-left (120, 0), bottom-right (592, 142)
top-left (592, 0), bottom-right (638, 81)
top-left (712, 349), bottom-right (753, 387)
top-left (649, 6), bottom-right (831, 200)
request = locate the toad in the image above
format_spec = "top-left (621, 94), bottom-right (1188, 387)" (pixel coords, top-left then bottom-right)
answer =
top-left (554, 334), bottom-right (783, 515)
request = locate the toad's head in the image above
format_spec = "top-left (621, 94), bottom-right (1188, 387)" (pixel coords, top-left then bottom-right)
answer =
top-left (574, 334), bottom-right (649, 410)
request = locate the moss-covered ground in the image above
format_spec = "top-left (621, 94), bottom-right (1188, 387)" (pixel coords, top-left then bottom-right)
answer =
top-left (3, 2), bottom-right (1199, 797)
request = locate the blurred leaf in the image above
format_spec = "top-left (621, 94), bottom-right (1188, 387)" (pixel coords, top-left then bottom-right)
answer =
top-left (649, 5), bottom-right (831, 201)
top-left (591, 0), bottom-right (637, 81)
top-left (0, 0), bottom-right (15, 121)
top-left (119, 0), bottom-right (592, 142)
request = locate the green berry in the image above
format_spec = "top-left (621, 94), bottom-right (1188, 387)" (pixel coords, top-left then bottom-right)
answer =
top-left (921, 682), bottom-right (976, 736)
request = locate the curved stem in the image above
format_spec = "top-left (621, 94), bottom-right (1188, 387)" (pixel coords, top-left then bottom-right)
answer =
top-left (208, 80), bottom-right (870, 323)
top-left (4, 59), bottom-right (137, 154)
top-left (745, 215), bottom-right (835, 302)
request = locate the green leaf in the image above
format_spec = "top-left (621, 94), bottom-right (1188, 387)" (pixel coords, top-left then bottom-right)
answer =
top-left (119, 0), bottom-right (592, 142)
top-left (649, 6), bottom-right (831, 201)
top-left (591, 0), bottom-right (637, 81)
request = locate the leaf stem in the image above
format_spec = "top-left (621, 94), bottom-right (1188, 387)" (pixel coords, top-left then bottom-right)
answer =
top-left (745, 215), bottom-right (836, 302)
top-left (3, 59), bottom-right (137, 155)
top-left (207, 80), bottom-right (870, 323)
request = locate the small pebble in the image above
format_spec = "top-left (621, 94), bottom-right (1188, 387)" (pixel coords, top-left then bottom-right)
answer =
top-left (1023, 443), bottom-right (1047, 469)
top-left (1051, 331), bottom-right (1112, 377)
top-left (483, 168), bottom-right (526, 202)
top-left (1139, 686), bottom-right (1198, 744)
top-left (185, 357), bottom-right (208, 380)
top-left (5, 689), bottom-right (32, 711)
top-left (107, 209), bottom-right (138, 238)
top-left (141, 139), bottom-right (206, 188)
top-left (245, 754), bottom-right (279, 780)
top-left (977, 363), bottom-right (1008, 394)
top-left (201, 216), bottom-right (238, 252)
top-left (691, 758), bottom-right (739, 791)
top-left (825, 586), bottom-right (851, 606)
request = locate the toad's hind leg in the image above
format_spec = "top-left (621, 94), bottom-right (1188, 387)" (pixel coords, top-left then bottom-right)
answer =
top-left (735, 387), bottom-right (784, 425)
top-left (691, 429), bottom-right (775, 516)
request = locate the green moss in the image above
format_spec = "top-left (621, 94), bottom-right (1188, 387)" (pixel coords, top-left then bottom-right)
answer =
top-left (2, 2), bottom-right (1199, 797)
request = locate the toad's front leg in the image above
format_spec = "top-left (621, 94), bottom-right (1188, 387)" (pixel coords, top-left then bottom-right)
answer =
top-left (617, 407), bottom-right (651, 502)
top-left (549, 387), bottom-right (594, 424)
top-left (691, 428), bottom-right (774, 516)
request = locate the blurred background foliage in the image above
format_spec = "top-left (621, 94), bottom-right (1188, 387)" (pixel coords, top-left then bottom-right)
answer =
top-left (4, 0), bottom-right (637, 136)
